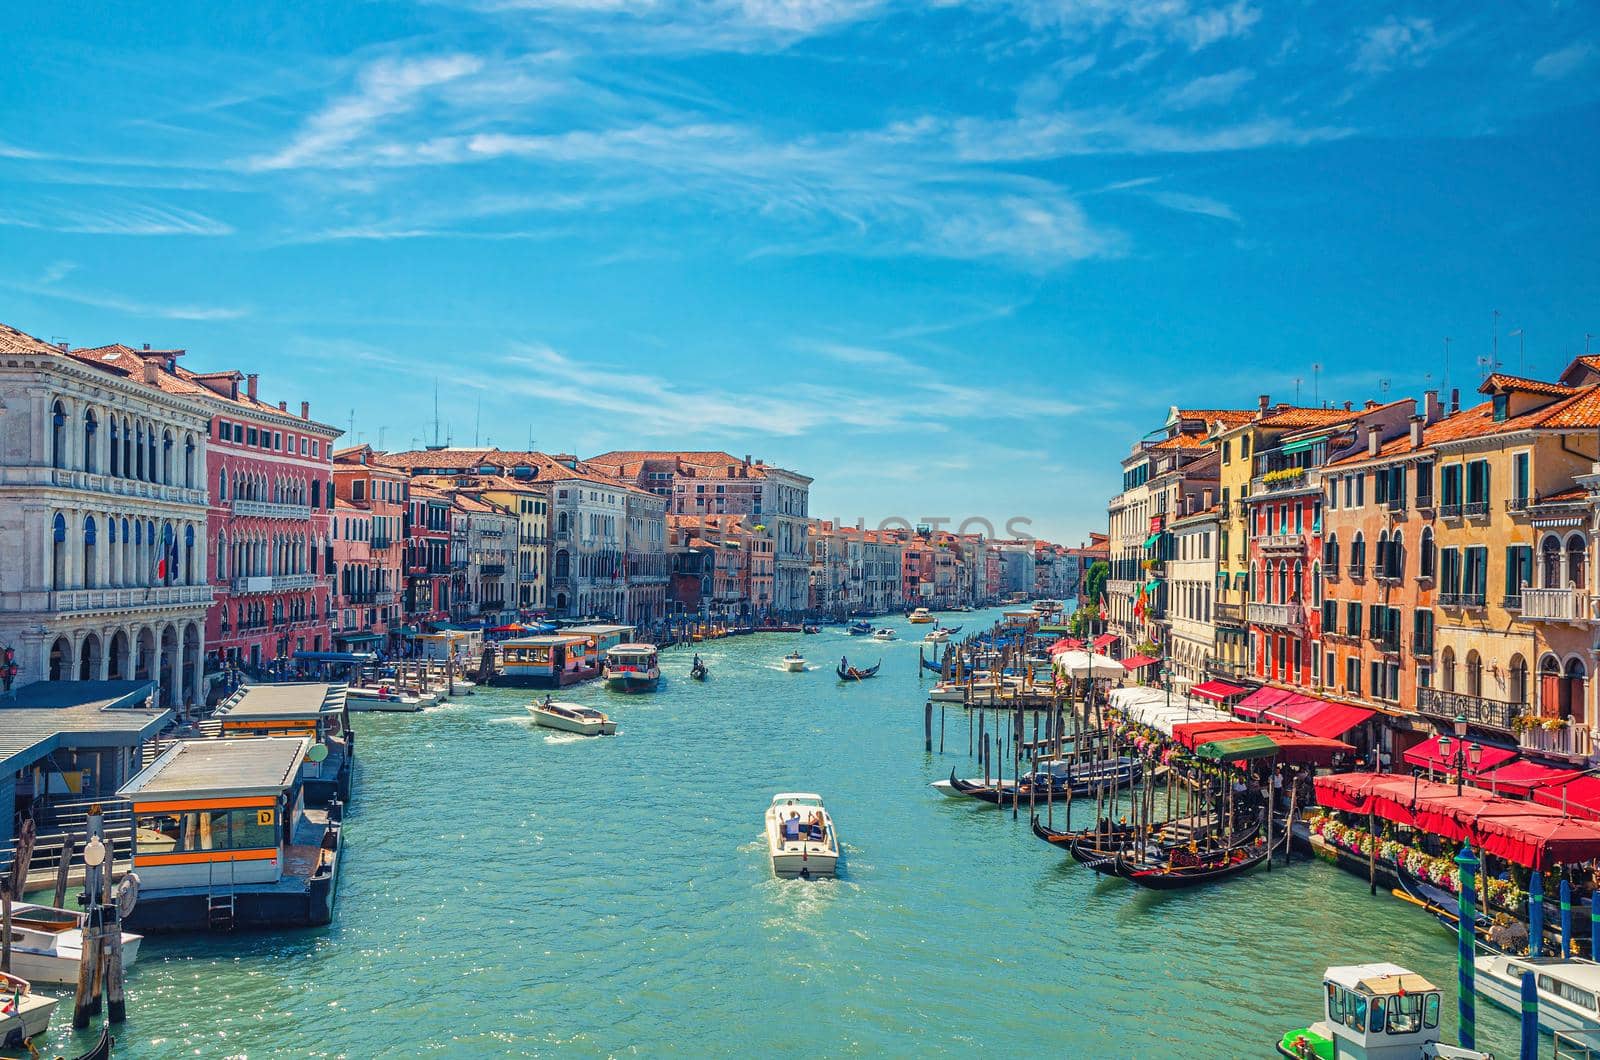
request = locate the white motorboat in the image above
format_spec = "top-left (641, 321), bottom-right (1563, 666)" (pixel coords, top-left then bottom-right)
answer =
top-left (923, 628), bottom-right (950, 643)
top-left (1476, 953), bottom-right (1600, 1040)
top-left (0, 903), bottom-right (142, 987)
top-left (1277, 962), bottom-right (1488, 1059)
top-left (345, 685), bottom-right (428, 712)
top-left (765, 793), bottom-right (839, 879)
top-left (527, 698), bottom-right (617, 736)
top-left (603, 644), bottom-right (661, 693)
top-left (782, 652), bottom-right (807, 672)
top-left (929, 682), bottom-right (967, 703)
top-left (871, 627), bottom-right (897, 641)
top-left (0, 972), bottom-right (59, 1049)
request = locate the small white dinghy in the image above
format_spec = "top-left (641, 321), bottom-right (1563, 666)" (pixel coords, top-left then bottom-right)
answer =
top-left (871, 627), bottom-right (897, 641)
top-left (766, 793), bottom-right (839, 879)
top-left (923, 628), bottom-right (951, 643)
top-left (782, 652), bottom-right (807, 672)
top-left (527, 697), bottom-right (617, 736)
top-left (0, 903), bottom-right (142, 986)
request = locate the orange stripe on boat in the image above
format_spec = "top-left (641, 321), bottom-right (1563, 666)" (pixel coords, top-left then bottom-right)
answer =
top-left (132, 796), bottom-right (277, 813)
top-left (136, 848), bottom-right (278, 866)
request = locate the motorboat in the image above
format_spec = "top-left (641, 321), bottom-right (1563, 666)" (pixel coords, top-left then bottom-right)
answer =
top-left (923, 628), bottom-right (951, 643)
top-left (345, 685), bottom-right (430, 712)
top-left (928, 682), bottom-right (967, 702)
top-left (871, 627), bottom-right (897, 641)
top-left (1476, 953), bottom-right (1600, 1040)
top-left (847, 621), bottom-right (873, 636)
top-left (0, 972), bottom-right (59, 1050)
top-left (782, 652), bottom-right (807, 672)
top-left (603, 644), bottom-right (661, 693)
top-left (527, 697), bottom-right (617, 736)
top-left (0, 903), bottom-right (142, 986)
top-left (1276, 962), bottom-right (1488, 1059)
top-left (907, 608), bottom-right (935, 624)
top-left (765, 793), bottom-right (839, 879)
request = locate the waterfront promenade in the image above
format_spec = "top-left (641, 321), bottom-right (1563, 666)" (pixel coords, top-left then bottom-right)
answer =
top-left (25, 609), bottom-right (1523, 1056)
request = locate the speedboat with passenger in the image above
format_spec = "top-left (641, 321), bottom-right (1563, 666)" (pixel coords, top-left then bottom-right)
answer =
top-left (765, 793), bottom-right (840, 879)
top-left (782, 652), bottom-right (807, 672)
top-left (871, 627), bottom-right (897, 641)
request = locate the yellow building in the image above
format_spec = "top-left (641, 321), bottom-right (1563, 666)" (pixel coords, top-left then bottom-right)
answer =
top-left (1424, 369), bottom-right (1600, 764)
top-left (415, 474), bottom-right (550, 614)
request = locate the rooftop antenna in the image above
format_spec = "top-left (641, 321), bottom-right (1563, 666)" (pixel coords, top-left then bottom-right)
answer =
top-left (1443, 337), bottom-right (1452, 391)
top-left (1587, 333), bottom-right (1594, 356)
top-left (1312, 363), bottom-right (1321, 407)
top-left (1379, 378), bottom-right (1391, 396)
top-left (1492, 309), bottom-right (1500, 366)
top-left (432, 379), bottom-right (441, 448)
top-left (1294, 376), bottom-right (1302, 404)
top-left (347, 408), bottom-right (355, 439)
top-left (474, 396), bottom-right (482, 448)
top-left (378, 426), bottom-right (387, 450)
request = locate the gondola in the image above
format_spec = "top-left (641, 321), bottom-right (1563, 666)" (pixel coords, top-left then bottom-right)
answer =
top-left (1030, 814), bottom-right (1134, 849)
top-left (942, 759), bottom-right (1142, 805)
top-left (940, 625), bottom-right (962, 635)
top-left (65, 1027), bottom-right (113, 1060)
top-left (1394, 862), bottom-right (1504, 952)
top-left (1068, 836), bottom-right (1138, 877)
top-left (1124, 832), bottom-right (1282, 890)
top-left (920, 655), bottom-right (946, 675)
top-left (836, 657), bottom-right (882, 681)
top-left (689, 656), bottom-right (708, 681)
top-left (802, 625), bottom-right (820, 635)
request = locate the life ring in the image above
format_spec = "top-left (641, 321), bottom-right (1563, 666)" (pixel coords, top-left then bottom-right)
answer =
top-left (116, 873), bottom-right (140, 919)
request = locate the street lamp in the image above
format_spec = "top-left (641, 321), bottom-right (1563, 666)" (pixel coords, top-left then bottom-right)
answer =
top-left (1436, 713), bottom-right (1483, 796)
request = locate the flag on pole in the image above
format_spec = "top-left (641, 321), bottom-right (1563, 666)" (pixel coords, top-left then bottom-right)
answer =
top-left (1098, 594), bottom-right (1108, 621)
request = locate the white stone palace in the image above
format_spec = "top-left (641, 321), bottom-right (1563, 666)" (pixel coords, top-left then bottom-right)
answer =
top-left (0, 324), bottom-right (212, 707)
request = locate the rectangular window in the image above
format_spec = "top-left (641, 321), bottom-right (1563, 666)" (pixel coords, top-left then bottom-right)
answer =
top-left (1441, 464), bottom-right (1462, 507)
top-left (1513, 452), bottom-right (1530, 504)
top-left (247, 427), bottom-right (258, 446)
top-left (1464, 545), bottom-right (1489, 600)
top-left (1466, 460), bottom-right (1490, 506)
top-left (1440, 547), bottom-right (1461, 597)
top-left (1325, 651), bottom-right (1335, 682)
top-left (1415, 460), bottom-right (1434, 504)
top-left (1346, 601), bottom-right (1362, 638)
top-left (1505, 545), bottom-right (1532, 601)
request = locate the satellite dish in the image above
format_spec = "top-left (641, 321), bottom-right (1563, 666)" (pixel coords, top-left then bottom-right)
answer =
top-left (307, 743), bottom-right (329, 763)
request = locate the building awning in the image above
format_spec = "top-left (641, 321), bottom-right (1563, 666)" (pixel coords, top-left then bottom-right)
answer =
top-left (1120, 653), bottom-right (1160, 669)
top-left (1279, 436), bottom-right (1325, 456)
top-left (1143, 532), bottom-right (1162, 549)
top-left (1092, 633), bottom-right (1118, 651)
top-left (1233, 686), bottom-right (1296, 717)
top-left (1273, 698), bottom-right (1376, 740)
top-left (1401, 735), bottom-right (1518, 775)
top-left (333, 632), bottom-right (383, 643)
top-left (292, 651), bottom-right (376, 664)
top-left (1475, 760), bottom-right (1590, 799)
top-left (1190, 679), bottom-right (1249, 703)
top-left (1533, 776), bottom-right (1600, 820)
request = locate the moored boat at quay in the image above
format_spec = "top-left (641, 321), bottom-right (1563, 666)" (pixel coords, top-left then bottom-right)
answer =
top-left (212, 682), bottom-right (355, 804)
top-left (118, 736), bottom-right (342, 933)
top-left (344, 685), bottom-right (430, 711)
top-left (0, 972), bottom-right (60, 1050)
top-left (934, 757), bottom-right (1141, 804)
top-left (0, 903), bottom-right (143, 986)
top-left (1475, 953), bottom-right (1600, 1040)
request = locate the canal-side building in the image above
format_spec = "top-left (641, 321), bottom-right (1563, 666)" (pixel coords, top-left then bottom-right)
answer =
top-left (331, 497), bottom-right (377, 652)
top-left (333, 446), bottom-right (407, 649)
top-left (1165, 499), bottom-right (1220, 691)
top-left (449, 493), bottom-right (517, 626)
top-left (0, 325), bottom-right (214, 707)
top-left (403, 483), bottom-right (453, 628)
top-left (1319, 397), bottom-right (1445, 728)
top-left (623, 489), bottom-right (669, 624)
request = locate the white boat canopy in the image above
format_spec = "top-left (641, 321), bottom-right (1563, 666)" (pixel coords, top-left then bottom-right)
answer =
top-left (1052, 650), bottom-right (1126, 678)
top-left (1108, 686), bottom-right (1233, 734)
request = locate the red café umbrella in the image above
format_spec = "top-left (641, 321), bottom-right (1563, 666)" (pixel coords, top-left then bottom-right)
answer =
top-left (1092, 633), bottom-right (1118, 651)
top-left (490, 622), bottom-right (527, 633)
top-left (1048, 638), bottom-right (1084, 654)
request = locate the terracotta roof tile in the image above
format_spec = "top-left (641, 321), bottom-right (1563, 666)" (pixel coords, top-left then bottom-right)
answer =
top-left (1480, 373), bottom-right (1574, 397)
top-left (1178, 409), bottom-right (1256, 427)
top-left (1150, 434), bottom-right (1213, 451)
top-left (1258, 407), bottom-right (1365, 430)
top-left (0, 322), bottom-right (63, 355)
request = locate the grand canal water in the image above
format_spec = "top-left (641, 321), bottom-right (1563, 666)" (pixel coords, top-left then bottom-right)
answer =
top-left (34, 608), bottom-right (1522, 1057)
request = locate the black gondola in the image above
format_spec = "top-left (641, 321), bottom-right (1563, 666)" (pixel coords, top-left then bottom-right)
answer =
top-left (67, 1027), bottom-right (113, 1060)
top-left (837, 657), bottom-right (882, 681)
top-left (689, 656), bottom-right (708, 681)
top-left (1029, 814), bottom-right (1134, 849)
top-left (1395, 863), bottom-right (1505, 951)
top-left (943, 759), bottom-right (1142, 805)
top-left (1067, 836), bottom-right (1137, 877)
top-left (1124, 833), bottom-right (1281, 890)
top-left (920, 656), bottom-right (946, 675)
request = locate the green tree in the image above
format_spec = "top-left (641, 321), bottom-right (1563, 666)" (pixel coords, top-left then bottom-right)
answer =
top-left (1082, 560), bottom-right (1109, 610)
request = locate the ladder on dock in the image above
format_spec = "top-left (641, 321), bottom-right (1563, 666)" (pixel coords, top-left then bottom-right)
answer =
top-left (206, 892), bottom-right (235, 931)
top-left (1554, 1032), bottom-right (1600, 1059)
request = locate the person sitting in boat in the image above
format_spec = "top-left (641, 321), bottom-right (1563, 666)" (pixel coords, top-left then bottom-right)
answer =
top-left (783, 812), bottom-right (802, 843)
top-left (806, 811), bottom-right (825, 841)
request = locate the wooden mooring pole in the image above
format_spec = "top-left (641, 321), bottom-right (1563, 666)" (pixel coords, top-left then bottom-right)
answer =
top-left (72, 809), bottom-right (105, 1029)
top-left (923, 700), bottom-right (933, 754)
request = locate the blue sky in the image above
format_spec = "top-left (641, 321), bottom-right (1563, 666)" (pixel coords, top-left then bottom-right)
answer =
top-left (4, 1), bottom-right (1598, 544)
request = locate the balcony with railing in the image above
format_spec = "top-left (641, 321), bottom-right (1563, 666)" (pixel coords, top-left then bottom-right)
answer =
top-left (1411, 632), bottom-right (1434, 657)
top-left (1520, 587), bottom-right (1585, 622)
top-left (370, 535), bottom-right (393, 550)
top-left (1416, 687), bottom-right (1518, 732)
top-left (1506, 496), bottom-right (1531, 515)
top-left (481, 563), bottom-right (507, 577)
top-left (231, 498), bottom-right (312, 520)
top-left (1247, 601), bottom-right (1304, 629)
top-left (1258, 533), bottom-right (1305, 554)
top-left (1519, 722), bottom-right (1593, 761)
top-left (49, 583), bottom-right (214, 614)
top-left (1464, 500), bottom-right (1490, 519)
top-left (231, 573), bottom-right (319, 594)
top-left (1215, 601), bottom-right (1245, 627)
top-left (1374, 631), bottom-right (1402, 653)
top-left (2, 466), bottom-right (210, 508)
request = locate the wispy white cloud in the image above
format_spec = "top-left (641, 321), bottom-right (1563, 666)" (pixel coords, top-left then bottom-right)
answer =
top-left (1001, 0), bottom-right (1259, 51)
top-left (1161, 68), bottom-right (1255, 110)
top-left (8, 281), bottom-right (249, 321)
top-left (251, 53), bottom-right (485, 171)
top-left (806, 341), bottom-right (917, 370)
top-left (1146, 190), bottom-right (1239, 222)
top-left (0, 202), bottom-right (234, 236)
top-left (1350, 16), bottom-right (1440, 75)
top-left (1533, 40), bottom-right (1594, 79)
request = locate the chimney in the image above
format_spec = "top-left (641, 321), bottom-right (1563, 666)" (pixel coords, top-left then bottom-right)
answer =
top-left (1364, 399), bottom-right (1379, 410)
top-left (301, 401), bottom-right (310, 420)
top-left (1203, 488), bottom-right (1214, 509)
top-left (142, 343), bottom-right (150, 351)
top-left (1450, 388), bottom-right (1460, 413)
top-left (1409, 415), bottom-right (1424, 449)
top-left (278, 400), bottom-right (287, 412)
top-left (246, 373), bottom-right (259, 401)
top-left (1423, 389), bottom-right (1442, 423)
top-left (1367, 426), bottom-right (1379, 456)
top-left (1258, 394), bottom-right (1270, 415)
top-left (1343, 401), bottom-right (1353, 412)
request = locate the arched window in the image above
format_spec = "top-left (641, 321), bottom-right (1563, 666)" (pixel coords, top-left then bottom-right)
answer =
top-left (1391, 531), bottom-right (1405, 580)
top-left (51, 512), bottom-right (67, 590)
top-left (184, 525), bottom-right (195, 585)
top-left (1351, 532), bottom-right (1365, 576)
top-left (83, 410), bottom-right (98, 473)
top-left (1510, 654), bottom-right (1529, 706)
top-left (219, 468), bottom-right (228, 501)
top-left (51, 401), bottom-right (68, 469)
top-left (1542, 534), bottom-right (1563, 588)
top-left (83, 515), bottom-right (97, 589)
top-left (218, 532), bottom-right (228, 580)
top-left (184, 435), bottom-right (196, 488)
top-left (109, 418), bottom-right (120, 477)
top-left (121, 417), bottom-right (132, 478)
top-left (134, 422), bottom-right (145, 480)
top-left (1565, 658), bottom-right (1587, 724)
top-left (162, 430), bottom-right (174, 484)
top-left (1291, 559), bottom-right (1303, 602)
top-left (1323, 533), bottom-right (1339, 568)
top-left (1441, 647), bottom-right (1456, 692)
top-left (1311, 562), bottom-right (1322, 607)
top-left (48, 637), bottom-right (70, 682)
top-left (1465, 649), bottom-right (1482, 698)
top-left (1567, 534), bottom-right (1587, 589)
top-left (1420, 527), bottom-right (1435, 579)
top-left (1377, 530), bottom-right (1389, 577)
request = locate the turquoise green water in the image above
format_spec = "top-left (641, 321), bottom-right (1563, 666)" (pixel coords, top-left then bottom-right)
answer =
top-left (32, 608), bottom-right (1521, 1057)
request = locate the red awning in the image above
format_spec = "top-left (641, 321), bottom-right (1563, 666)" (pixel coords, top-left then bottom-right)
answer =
top-left (1169, 721), bottom-right (1352, 766)
top-left (1092, 633), bottom-right (1118, 650)
top-left (1233, 685), bottom-right (1296, 719)
top-left (1171, 721), bottom-right (1283, 750)
top-left (1190, 679), bottom-right (1249, 703)
top-left (1476, 760), bottom-right (1589, 799)
top-left (1314, 772), bottom-right (1600, 869)
top-left (1402, 735), bottom-right (1518, 775)
top-left (1291, 700), bottom-right (1376, 741)
top-left (1533, 776), bottom-right (1600, 820)
top-left (1047, 638), bottom-right (1084, 654)
top-left (1267, 734), bottom-right (1355, 766)
top-left (1120, 653), bottom-right (1160, 669)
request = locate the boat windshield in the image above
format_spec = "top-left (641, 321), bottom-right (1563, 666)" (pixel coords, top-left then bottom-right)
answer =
top-left (1383, 991), bottom-right (1435, 1034)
